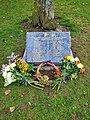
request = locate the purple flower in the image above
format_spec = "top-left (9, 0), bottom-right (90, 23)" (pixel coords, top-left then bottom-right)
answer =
top-left (11, 56), bottom-right (15, 62)
top-left (2, 64), bottom-right (6, 70)
top-left (7, 52), bottom-right (19, 64)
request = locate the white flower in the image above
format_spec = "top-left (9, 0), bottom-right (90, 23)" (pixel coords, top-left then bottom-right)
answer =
top-left (77, 63), bottom-right (84, 69)
top-left (7, 72), bottom-right (12, 84)
top-left (10, 63), bottom-right (16, 68)
top-left (2, 71), bottom-right (7, 78)
top-left (5, 65), bottom-right (10, 72)
top-left (75, 57), bottom-right (80, 61)
top-left (70, 58), bottom-right (75, 62)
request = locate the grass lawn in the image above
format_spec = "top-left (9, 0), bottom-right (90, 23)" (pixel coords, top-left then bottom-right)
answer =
top-left (0, 0), bottom-right (90, 120)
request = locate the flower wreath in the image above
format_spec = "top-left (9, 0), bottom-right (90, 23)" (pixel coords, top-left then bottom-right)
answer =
top-left (1, 53), bottom-right (85, 92)
top-left (34, 62), bottom-right (62, 86)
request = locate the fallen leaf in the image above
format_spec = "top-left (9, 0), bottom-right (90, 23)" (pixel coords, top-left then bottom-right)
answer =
top-left (20, 93), bottom-right (24, 97)
top-left (28, 102), bottom-right (31, 106)
top-left (10, 106), bottom-right (15, 112)
top-left (21, 103), bottom-right (29, 110)
top-left (20, 30), bottom-right (23, 32)
top-left (5, 89), bottom-right (11, 95)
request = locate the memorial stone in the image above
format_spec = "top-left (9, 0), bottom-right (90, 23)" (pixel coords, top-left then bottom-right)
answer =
top-left (24, 32), bottom-right (73, 65)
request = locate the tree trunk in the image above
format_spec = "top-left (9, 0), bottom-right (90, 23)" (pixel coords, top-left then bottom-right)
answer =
top-left (32, 0), bottom-right (56, 30)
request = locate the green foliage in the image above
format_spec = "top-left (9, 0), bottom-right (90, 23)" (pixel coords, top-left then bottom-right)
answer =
top-left (52, 75), bottom-right (64, 91)
top-left (28, 64), bottom-right (34, 73)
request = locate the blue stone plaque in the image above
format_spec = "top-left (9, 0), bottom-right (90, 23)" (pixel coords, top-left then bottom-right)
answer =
top-left (25, 32), bottom-right (73, 65)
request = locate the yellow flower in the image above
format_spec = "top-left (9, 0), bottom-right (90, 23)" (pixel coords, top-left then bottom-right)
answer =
top-left (20, 69), bottom-right (24, 73)
top-left (65, 56), bottom-right (73, 60)
top-left (24, 64), bottom-right (28, 71)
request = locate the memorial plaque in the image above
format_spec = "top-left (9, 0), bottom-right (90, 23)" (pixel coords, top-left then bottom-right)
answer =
top-left (25, 32), bottom-right (73, 65)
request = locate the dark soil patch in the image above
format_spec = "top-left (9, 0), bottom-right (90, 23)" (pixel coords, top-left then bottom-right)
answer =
top-left (2, 108), bottom-right (10, 116)
top-left (18, 48), bottom-right (25, 57)
top-left (22, 18), bottom-right (70, 32)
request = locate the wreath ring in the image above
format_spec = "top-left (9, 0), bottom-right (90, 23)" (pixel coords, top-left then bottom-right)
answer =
top-left (35, 62), bottom-right (62, 81)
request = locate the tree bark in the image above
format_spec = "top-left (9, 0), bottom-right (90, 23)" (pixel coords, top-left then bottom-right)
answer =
top-left (32, 0), bottom-right (56, 30)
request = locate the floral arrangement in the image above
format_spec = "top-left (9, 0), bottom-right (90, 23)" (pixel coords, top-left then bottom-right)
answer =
top-left (52, 56), bottom-right (85, 91)
top-left (1, 53), bottom-right (85, 91)
top-left (1, 52), bottom-right (44, 88)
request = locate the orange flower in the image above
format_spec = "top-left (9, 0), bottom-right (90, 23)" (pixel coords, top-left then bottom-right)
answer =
top-left (81, 68), bottom-right (85, 73)
top-left (55, 69), bottom-right (62, 75)
top-left (75, 57), bottom-right (80, 64)
top-left (76, 60), bottom-right (80, 64)
top-left (64, 56), bottom-right (68, 59)
top-left (24, 64), bottom-right (28, 71)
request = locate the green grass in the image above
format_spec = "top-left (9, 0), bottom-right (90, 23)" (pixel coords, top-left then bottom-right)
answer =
top-left (59, 18), bottom-right (79, 32)
top-left (0, 0), bottom-right (90, 120)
